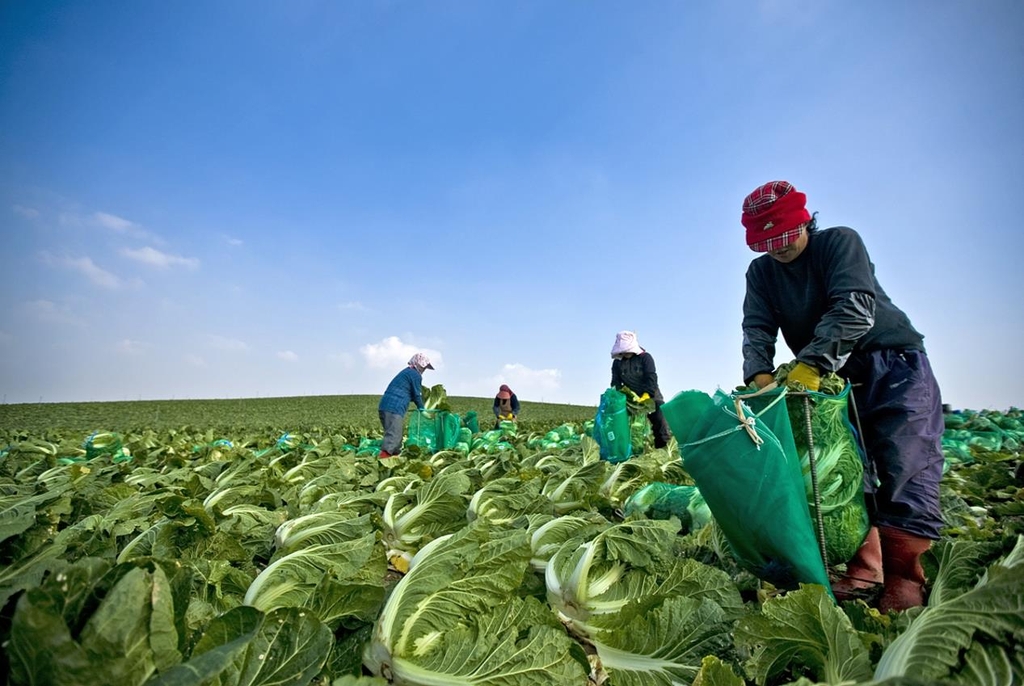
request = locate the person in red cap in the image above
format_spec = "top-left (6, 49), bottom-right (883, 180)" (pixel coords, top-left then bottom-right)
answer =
top-left (492, 384), bottom-right (520, 429)
top-left (739, 180), bottom-right (944, 613)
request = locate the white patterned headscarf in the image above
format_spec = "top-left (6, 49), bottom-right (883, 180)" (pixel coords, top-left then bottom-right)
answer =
top-left (408, 353), bottom-right (434, 372)
top-left (610, 331), bottom-right (643, 358)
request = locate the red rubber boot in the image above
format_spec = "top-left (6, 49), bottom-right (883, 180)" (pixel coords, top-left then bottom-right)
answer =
top-left (878, 526), bottom-right (931, 612)
top-left (831, 526), bottom-right (884, 602)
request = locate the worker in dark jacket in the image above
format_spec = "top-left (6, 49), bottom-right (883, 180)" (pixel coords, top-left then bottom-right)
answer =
top-left (610, 331), bottom-right (672, 449)
top-left (492, 384), bottom-right (520, 428)
top-left (739, 180), bottom-right (944, 612)
top-left (377, 353), bottom-right (434, 459)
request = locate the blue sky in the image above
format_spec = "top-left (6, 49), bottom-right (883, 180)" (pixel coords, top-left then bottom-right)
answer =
top-left (1, 1), bottom-right (1022, 411)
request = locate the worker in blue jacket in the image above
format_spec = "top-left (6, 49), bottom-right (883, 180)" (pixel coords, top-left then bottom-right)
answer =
top-left (378, 353), bottom-right (434, 459)
top-left (739, 180), bottom-right (944, 612)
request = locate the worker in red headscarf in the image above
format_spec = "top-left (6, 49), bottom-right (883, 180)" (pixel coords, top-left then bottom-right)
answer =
top-left (739, 180), bottom-right (944, 613)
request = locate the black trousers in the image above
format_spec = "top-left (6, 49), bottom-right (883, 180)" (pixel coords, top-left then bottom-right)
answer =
top-left (648, 402), bottom-right (672, 449)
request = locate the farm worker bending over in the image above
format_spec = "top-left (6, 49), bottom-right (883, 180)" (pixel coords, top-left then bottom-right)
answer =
top-left (739, 180), bottom-right (944, 612)
top-left (610, 331), bottom-right (672, 450)
top-left (492, 384), bottom-right (520, 429)
top-left (377, 353), bottom-right (434, 459)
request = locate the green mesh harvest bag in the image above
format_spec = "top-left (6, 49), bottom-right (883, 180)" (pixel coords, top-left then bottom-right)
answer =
top-left (437, 411), bottom-right (463, 451)
top-left (769, 384), bottom-right (870, 566)
top-left (623, 482), bottom-right (713, 533)
top-left (405, 410), bottom-right (439, 452)
top-left (407, 411), bottom-right (464, 453)
top-left (593, 387), bottom-right (631, 463)
top-left (661, 389), bottom-right (832, 594)
top-left (462, 411), bottom-right (480, 434)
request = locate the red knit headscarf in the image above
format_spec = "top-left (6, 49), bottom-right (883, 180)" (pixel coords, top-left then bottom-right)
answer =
top-left (741, 181), bottom-right (811, 250)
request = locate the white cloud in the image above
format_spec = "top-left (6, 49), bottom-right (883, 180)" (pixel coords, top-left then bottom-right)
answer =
top-left (93, 211), bottom-right (137, 232)
top-left (88, 211), bottom-right (164, 243)
top-left (13, 205), bottom-right (40, 219)
top-left (24, 300), bottom-right (84, 327)
top-left (117, 339), bottom-right (146, 355)
top-left (185, 354), bottom-right (207, 367)
top-left (41, 252), bottom-right (122, 289)
top-left (120, 246), bottom-right (199, 270)
top-left (225, 236), bottom-right (243, 246)
top-left (277, 350), bottom-right (298, 361)
top-left (360, 336), bottom-right (443, 370)
top-left (338, 301), bottom-right (367, 312)
top-left (490, 363), bottom-right (562, 397)
top-left (208, 335), bottom-right (248, 352)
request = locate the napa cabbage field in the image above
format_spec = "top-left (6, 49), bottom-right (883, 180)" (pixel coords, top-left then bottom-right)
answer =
top-left (0, 396), bottom-right (1021, 686)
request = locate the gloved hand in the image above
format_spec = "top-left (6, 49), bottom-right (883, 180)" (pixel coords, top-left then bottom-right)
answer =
top-left (787, 362), bottom-right (821, 391)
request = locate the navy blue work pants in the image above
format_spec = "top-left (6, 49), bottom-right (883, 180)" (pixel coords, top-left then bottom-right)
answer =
top-left (845, 349), bottom-right (945, 540)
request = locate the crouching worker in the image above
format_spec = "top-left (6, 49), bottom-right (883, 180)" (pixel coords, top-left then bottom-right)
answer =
top-left (377, 353), bottom-right (434, 459)
top-left (738, 180), bottom-right (944, 612)
top-left (493, 384), bottom-right (520, 429)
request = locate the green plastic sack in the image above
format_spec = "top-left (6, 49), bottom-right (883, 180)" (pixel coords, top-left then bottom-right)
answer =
top-left (462, 411), bottom-right (480, 434)
top-left (438, 412), bottom-right (463, 450)
top-left (623, 482), bottom-right (712, 533)
top-left (661, 389), bottom-right (832, 594)
top-left (623, 482), bottom-right (677, 516)
top-left (594, 387), bottom-right (631, 463)
top-left (83, 431), bottom-right (132, 462)
top-left (406, 411), bottom-right (438, 452)
top-left (630, 412), bottom-right (652, 455)
top-left (498, 419), bottom-right (518, 439)
top-left (407, 411), bottom-right (463, 453)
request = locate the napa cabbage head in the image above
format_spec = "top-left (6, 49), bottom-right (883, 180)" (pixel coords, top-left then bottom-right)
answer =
top-left (365, 520), bottom-right (588, 685)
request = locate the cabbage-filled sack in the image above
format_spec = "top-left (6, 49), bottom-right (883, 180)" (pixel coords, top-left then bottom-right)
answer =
top-left (623, 482), bottom-right (712, 533)
top-left (405, 411), bottom-right (439, 452)
top-left (437, 411), bottom-right (463, 451)
top-left (593, 387), bottom-right (631, 463)
top-left (750, 383), bottom-right (870, 566)
top-left (407, 411), bottom-right (463, 453)
top-left (661, 389), bottom-right (832, 593)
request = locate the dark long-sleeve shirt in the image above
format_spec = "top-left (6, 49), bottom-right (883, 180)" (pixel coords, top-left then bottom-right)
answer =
top-left (742, 226), bottom-right (925, 384)
top-left (611, 351), bottom-right (664, 403)
top-left (493, 394), bottom-right (521, 416)
top-left (378, 366), bottom-right (425, 414)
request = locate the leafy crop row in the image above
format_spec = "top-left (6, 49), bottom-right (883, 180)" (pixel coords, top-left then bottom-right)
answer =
top-left (0, 402), bottom-right (1021, 685)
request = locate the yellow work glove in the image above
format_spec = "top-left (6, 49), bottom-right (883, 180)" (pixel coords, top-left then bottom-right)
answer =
top-left (787, 362), bottom-right (821, 391)
top-left (637, 392), bottom-right (650, 403)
